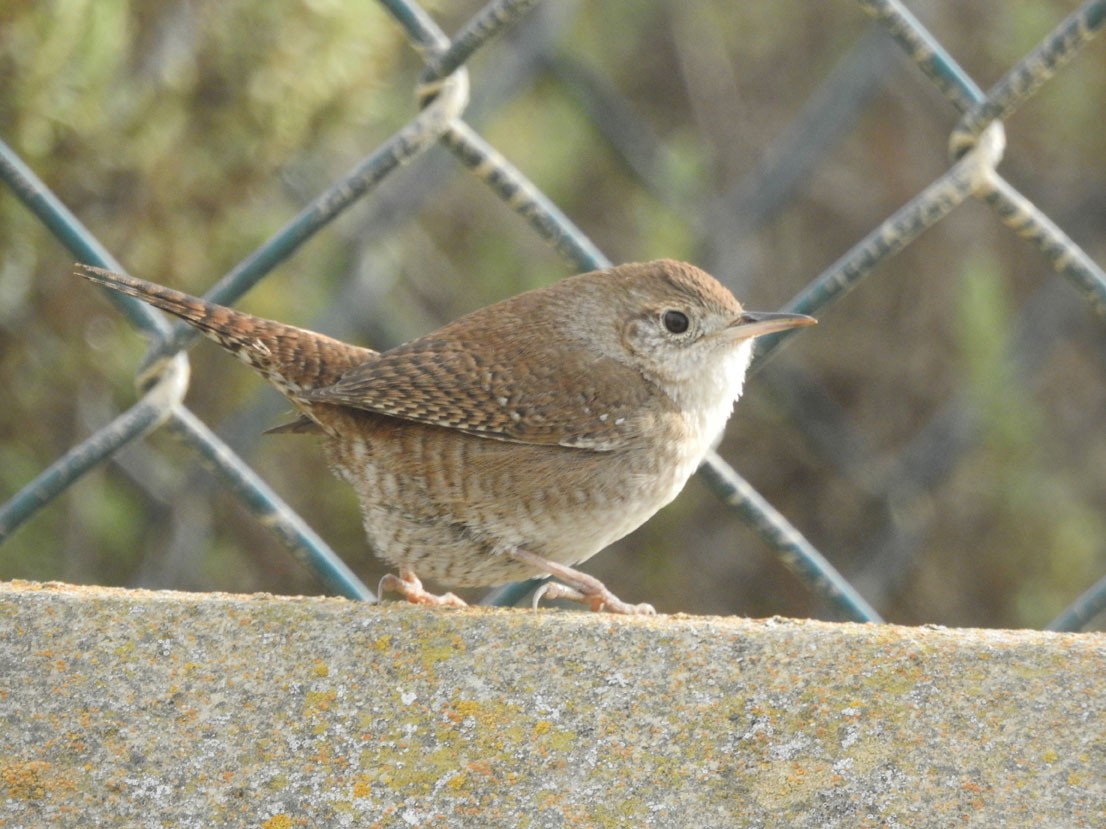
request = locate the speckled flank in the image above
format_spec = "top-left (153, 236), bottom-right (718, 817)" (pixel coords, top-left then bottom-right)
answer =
top-left (1, 579), bottom-right (1104, 826)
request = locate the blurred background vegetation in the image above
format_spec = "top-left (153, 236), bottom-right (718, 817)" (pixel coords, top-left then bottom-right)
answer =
top-left (2, 0), bottom-right (1104, 627)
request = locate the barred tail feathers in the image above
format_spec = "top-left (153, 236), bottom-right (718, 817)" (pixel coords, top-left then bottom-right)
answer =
top-left (76, 265), bottom-right (375, 395)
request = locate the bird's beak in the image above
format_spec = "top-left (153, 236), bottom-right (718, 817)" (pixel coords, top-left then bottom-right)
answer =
top-left (726, 310), bottom-right (817, 340)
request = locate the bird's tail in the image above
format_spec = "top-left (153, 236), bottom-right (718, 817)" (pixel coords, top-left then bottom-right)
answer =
top-left (76, 264), bottom-right (375, 397)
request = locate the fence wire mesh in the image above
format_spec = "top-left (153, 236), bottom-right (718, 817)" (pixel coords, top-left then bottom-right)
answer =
top-left (2, 0), bottom-right (1105, 629)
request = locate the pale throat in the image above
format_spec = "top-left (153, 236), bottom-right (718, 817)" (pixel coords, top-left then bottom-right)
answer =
top-left (675, 337), bottom-right (756, 454)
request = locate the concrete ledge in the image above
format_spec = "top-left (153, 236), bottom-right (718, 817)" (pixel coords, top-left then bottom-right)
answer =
top-left (1, 579), bottom-right (1103, 826)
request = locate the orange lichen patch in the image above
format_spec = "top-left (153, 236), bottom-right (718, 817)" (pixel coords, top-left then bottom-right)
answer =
top-left (303, 689), bottom-right (338, 714)
top-left (1, 759), bottom-right (52, 800)
top-left (351, 775), bottom-right (372, 798)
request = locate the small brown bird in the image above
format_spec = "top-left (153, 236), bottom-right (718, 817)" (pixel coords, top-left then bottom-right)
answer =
top-left (78, 260), bottom-right (814, 614)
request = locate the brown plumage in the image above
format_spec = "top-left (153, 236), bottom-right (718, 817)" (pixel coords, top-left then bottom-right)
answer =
top-left (78, 260), bottom-right (814, 613)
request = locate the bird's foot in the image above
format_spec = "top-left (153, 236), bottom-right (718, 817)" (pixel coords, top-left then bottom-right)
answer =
top-left (379, 569), bottom-right (467, 608)
top-left (507, 548), bottom-right (655, 615)
top-left (533, 582), bottom-right (656, 615)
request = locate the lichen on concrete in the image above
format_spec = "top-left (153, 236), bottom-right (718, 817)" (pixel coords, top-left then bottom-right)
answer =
top-left (1, 579), bottom-right (1104, 827)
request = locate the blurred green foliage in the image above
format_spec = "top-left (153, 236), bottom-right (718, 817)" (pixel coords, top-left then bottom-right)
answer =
top-left (2, 0), bottom-right (1104, 627)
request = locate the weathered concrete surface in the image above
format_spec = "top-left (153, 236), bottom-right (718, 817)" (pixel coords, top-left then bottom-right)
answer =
top-left (0, 580), bottom-right (1103, 828)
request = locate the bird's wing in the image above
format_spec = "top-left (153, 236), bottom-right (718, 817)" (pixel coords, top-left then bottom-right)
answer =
top-left (302, 334), bottom-right (669, 451)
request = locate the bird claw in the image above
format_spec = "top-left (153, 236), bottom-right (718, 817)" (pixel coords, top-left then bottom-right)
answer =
top-left (378, 571), bottom-right (468, 608)
top-left (533, 581), bottom-right (655, 615)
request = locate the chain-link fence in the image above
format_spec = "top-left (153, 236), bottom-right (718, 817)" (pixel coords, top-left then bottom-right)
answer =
top-left (2, 0), bottom-right (1104, 629)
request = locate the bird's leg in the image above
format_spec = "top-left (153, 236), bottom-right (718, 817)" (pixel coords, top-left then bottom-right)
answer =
top-left (378, 568), bottom-right (468, 608)
top-left (508, 548), bottom-right (656, 615)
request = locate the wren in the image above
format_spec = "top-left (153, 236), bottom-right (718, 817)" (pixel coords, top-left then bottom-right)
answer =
top-left (77, 260), bottom-right (814, 614)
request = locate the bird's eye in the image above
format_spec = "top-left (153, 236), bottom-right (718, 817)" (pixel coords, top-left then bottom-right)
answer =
top-left (662, 309), bottom-right (690, 334)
